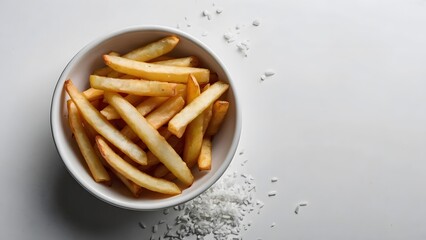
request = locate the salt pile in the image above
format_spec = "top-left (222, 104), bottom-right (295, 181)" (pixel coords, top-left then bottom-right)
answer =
top-left (151, 171), bottom-right (261, 240)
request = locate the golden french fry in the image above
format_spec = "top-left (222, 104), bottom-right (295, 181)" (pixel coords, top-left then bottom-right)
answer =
top-left (104, 55), bottom-right (210, 84)
top-left (110, 167), bottom-right (143, 197)
top-left (201, 84), bottom-right (212, 135)
top-left (206, 100), bottom-right (230, 136)
top-left (83, 88), bottom-right (104, 101)
top-left (93, 67), bottom-right (113, 77)
top-left (168, 81), bottom-right (229, 137)
top-left (67, 101), bottom-right (111, 183)
top-left (96, 136), bottom-right (181, 195)
top-left (107, 70), bottom-right (123, 78)
top-left (148, 136), bottom-right (184, 175)
top-left (102, 96), bottom-right (167, 121)
top-left (92, 143), bottom-right (142, 197)
top-left (65, 80), bottom-right (147, 165)
top-left (138, 127), bottom-right (173, 159)
top-left (123, 36), bottom-right (179, 61)
top-left (153, 56), bottom-right (199, 67)
top-left (197, 137), bottom-right (212, 171)
top-left (100, 95), bottom-right (145, 120)
top-left (92, 52), bottom-right (121, 77)
top-left (93, 36), bottom-right (179, 77)
top-left (183, 75), bottom-right (204, 168)
top-left (145, 96), bottom-right (185, 129)
top-left (120, 96), bottom-right (185, 141)
top-left (90, 75), bottom-right (180, 97)
top-left (104, 91), bottom-right (194, 186)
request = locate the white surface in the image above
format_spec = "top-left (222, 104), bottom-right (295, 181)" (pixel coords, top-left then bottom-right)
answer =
top-left (1, 0), bottom-right (426, 239)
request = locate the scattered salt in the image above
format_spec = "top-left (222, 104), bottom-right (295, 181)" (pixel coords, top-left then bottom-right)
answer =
top-left (216, 8), bottom-right (223, 14)
top-left (268, 191), bottom-right (277, 197)
top-left (270, 222), bottom-right (276, 228)
top-left (264, 70), bottom-right (276, 77)
top-left (271, 177), bottom-right (278, 183)
top-left (157, 173), bottom-right (260, 239)
top-left (152, 224), bottom-right (158, 233)
top-left (260, 74), bottom-right (266, 81)
top-left (159, 220), bottom-right (166, 224)
top-left (252, 19), bottom-right (261, 26)
top-left (236, 40), bottom-right (250, 57)
top-left (299, 202), bottom-right (308, 207)
top-left (202, 10), bottom-right (211, 20)
top-left (223, 32), bottom-right (235, 43)
top-left (294, 205), bottom-right (300, 214)
top-left (163, 208), bottom-right (170, 215)
top-left (139, 222), bottom-right (146, 229)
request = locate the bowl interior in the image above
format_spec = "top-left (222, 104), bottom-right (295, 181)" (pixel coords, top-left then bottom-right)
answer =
top-left (51, 26), bottom-right (240, 210)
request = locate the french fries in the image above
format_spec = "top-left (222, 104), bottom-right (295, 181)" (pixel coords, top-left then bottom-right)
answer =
top-left (65, 80), bottom-right (147, 165)
top-left (168, 81), bottom-right (229, 137)
top-left (182, 75), bottom-right (204, 168)
top-left (104, 91), bottom-right (194, 186)
top-left (100, 94), bottom-right (145, 120)
top-left (96, 136), bottom-right (181, 195)
top-left (90, 75), bottom-right (180, 97)
top-left (123, 36), bottom-right (179, 61)
top-left (67, 101), bottom-right (111, 183)
top-left (104, 55), bottom-right (210, 84)
top-left (197, 137), bottom-right (212, 171)
top-left (120, 96), bottom-right (185, 140)
top-left (206, 100), bottom-right (230, 136)
top-left (64, 35), bottom-right (231, 198)
top-left (153, 56), bottom-right (199, 67)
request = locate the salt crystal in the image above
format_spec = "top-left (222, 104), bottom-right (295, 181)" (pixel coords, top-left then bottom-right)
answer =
top-left (252, 19), bottom-right (260, 26)
top-left (202, 10), bottom-right (211, 20)
top-left (152, 224), bottom-right (158, 233)
top-left (271, 177), bottom-right (278, 182)
top-left (223, 32), bottom-right (234, 43)
top-left (260, 74), bottom-right (266, 81)
top-left (201, 31), bottom-right (208, 37)
top-left (139, 222), bottom-right (146, 229)
top-left (295, 205), bottom-right (300, 214)
top-left (163, 208), bottom-right (170, 215)
top-left (268, 190), bottom-right (277, 197)
top-left (239, 150), bottom-right (244, 155)
top-left (299, 202), bottom-right (308, 207)
top-left (159, 220), bottom-right (166, 224)
top-left (264, 70), bottom-right (275, 77)
top-left (216, 8), bottom-right (223, 14)
top-left (166, 224), bottom-right (173, 231)
top-left (270, 222), bottom-right (276, 228)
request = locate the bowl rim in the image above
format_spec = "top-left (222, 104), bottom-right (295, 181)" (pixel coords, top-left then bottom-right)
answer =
top-left (50, 25), bottom-right (242, 210)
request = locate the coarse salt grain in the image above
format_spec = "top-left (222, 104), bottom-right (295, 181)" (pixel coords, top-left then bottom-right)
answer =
top-left (271, 222), bottom-right (276, 228)
top-left (152, 224), bottom-right (158, 233)
top-left (271, 177), bottom-right (278, 182)
top-left (264, 70), bottom-right (276, 77)
top-left (139, 222), bottom-right (146, 229)
top-left (268, 191), bottom-right (277, 197)
top-left (202, 10), bottom-right (211, 20)
top-left (252, 19), bottom-right (260, 26)
top-left (216, 8), bottom-right (223, 14)
top-left (163, 208), bottom-right (170, 215)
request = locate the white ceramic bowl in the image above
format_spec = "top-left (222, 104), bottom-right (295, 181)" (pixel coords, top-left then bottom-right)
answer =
top-left (50, 26), bottom-right (241, 210)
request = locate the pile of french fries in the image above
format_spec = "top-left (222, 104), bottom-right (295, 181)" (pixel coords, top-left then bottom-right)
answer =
top-left (65, 36), bottom-right (230, 197)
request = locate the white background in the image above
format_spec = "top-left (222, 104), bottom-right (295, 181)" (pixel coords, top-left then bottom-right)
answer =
top-left (1, 0), bottom-right (426, 239)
